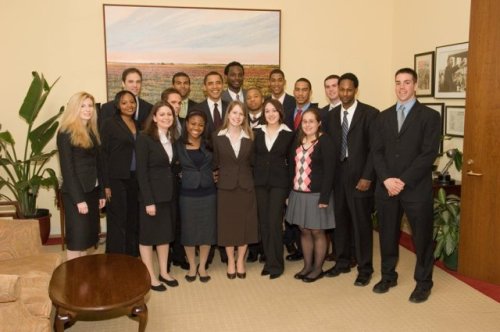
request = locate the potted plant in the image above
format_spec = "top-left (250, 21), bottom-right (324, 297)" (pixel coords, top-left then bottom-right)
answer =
top-left (0, 72), bottom-right (64, 243)
top-left (433, 187), bottom-right (461, 270)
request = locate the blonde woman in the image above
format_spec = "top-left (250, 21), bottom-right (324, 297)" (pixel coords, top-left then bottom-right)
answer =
top-left (212, 101), bottom-right (258, 279)
top-left (57, 92), bottom-right (106, 260)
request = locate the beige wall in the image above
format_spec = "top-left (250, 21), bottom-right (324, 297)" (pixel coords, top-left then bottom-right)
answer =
top-left (1, 0), bottom-right (470, 236)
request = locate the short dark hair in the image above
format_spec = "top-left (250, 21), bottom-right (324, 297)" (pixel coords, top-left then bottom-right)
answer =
top-left (262, 99), bottom-right (285, 125)
top-left (269, 68), bottom-right (285, 79)
top-left (395, 67), bottom-right (418, 82)
top-left (160, 87), bottom-right (181, 103)
top-left (181, 108), bottom-right (209, 145)
top-left (324, 74), bottom-right (340, 83)
top-left (121, 68), bottom-right (143, 82)
top-left (339, 73), bottom-right (359, 88)
top-left (295, 77), bottom-right (312, 90)
top-left (224, 61), bottom-right (244, 75)
top-left (172, 72), bottom-right (190, 85)
top-left (113, 90), bottom-right (136, 114)
top-left (203, 71), bottom-right (223, 84)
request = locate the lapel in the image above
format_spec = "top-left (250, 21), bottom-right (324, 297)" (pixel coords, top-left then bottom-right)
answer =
top-left (349, 102), bottom-right (363, 133)
top-left (388, 105), bottom-right (399, 137)
top-left (202, 100), bottom-right (216, 130)
top-left (115, 115), bottom-right (136, 143)
top-left (153, 137), bottom-right (173, 165)
top-left (332, 106), bottom-right (342, 130)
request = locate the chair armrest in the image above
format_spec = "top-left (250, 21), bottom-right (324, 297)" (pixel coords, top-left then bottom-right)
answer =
top-left (0, 274), bottom-right (20, 303)
top-left (0, 219), bottom-right (42, 261)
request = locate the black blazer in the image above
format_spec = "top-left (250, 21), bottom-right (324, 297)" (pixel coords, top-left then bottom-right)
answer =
top-left (212, 132), bottom-right (254, 191)
top-left (175, 140), bottom-right (215, 190)
top-left (194, 99), bottom-right (229, 135)
top-left (100, 114), bottom-right (138, 186)
top-left (326, 101), bottom-right (379, 197)
top-left (253, 127), bottom-right (294, 189)
top-left (319, 105), bottom-right (332, 133)
top-left (372, 100), bottom-right (441, 201)
top-left (284, 102), bottom-right (319, 131)
top-left (98, 97), bottom-right (152, 130)
top-left (57, 131), bottom-right (104, 204)
top-left (136, 133), bottom-right (176, 205)
top-left (289, 134), bottom-right (335, 204)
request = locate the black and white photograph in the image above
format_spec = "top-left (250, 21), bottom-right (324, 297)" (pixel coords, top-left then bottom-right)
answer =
top-left (435, 42), bottom-right (469, 98)
top-left (414, 51), bottom-right (434, 97)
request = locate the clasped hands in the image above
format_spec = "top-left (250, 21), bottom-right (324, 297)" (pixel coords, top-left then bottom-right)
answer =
top-left (383, 177), bottom-right (405, 196)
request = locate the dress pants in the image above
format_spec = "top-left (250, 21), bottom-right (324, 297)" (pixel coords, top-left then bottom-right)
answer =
top-left (256, 186), bottom-right (287, 274)
top-left (334, 162), bottom-right (374, 275)
top-left (105, 175), bottom-right (140, 257)
top-left (376, 196), bottom-right (434, 289)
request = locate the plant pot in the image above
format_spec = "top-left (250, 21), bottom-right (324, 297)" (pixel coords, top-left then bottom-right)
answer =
top-left (443, 249), bottom-right (459, 271)
top-left (26, 209), bottom-right (51, 245)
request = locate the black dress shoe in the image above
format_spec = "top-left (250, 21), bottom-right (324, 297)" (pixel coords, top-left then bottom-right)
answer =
top-left (246, 252), bottom-right (258, 263)
top-left (261, 269), bottom-right (270, 276)
top-left (236, 272), bottom-right (246, 279)
top-left (325, 265), bottom-right (351, 278)
top-left (409, 286), bottom-right (431, 303)
top-left (372, 279), bottom-right (397, 294)
top-left (159, 275), bottom-right (179, 287)
top-left (197, 269), bottom-right (211, 283)
top-left (227, 272), bottom-right (236, 279)
top-left (354, 274), bottom-right (372, 287)
top-left (302, 271), bottom-right (324, 283)
top-left (286, 252), bottom-right (303, 261)
top-left (172, 260), bottom-right (190, 270)
top-left (150, 284), bottom-right (167, 292)
top-left (270, 273), bottom-right (282, 280)
top-left (294, 271), bottom-right (309, 280)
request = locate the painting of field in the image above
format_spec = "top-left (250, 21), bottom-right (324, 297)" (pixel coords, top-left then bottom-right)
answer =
top-left (103, 5), bottom-right (280, 104)
top-left (106, 63), bottom-right (277, 103)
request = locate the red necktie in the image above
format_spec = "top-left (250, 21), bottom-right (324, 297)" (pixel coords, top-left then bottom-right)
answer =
top-left (294, 108), bottom-right (303, 130)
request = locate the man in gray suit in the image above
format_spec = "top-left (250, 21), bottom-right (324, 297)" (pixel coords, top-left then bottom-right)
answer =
top-left (222, 61), bottom-right (246, 103)
top-left (371, 67), bottom-right (441, 303)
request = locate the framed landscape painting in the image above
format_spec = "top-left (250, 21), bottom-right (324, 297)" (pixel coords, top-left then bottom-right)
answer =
top-left (414, 51), bottom-right (434, 97)
top-left (103, 5), bottom-right (281, 103)
top-left (434, 42), bottom-right (468, 99)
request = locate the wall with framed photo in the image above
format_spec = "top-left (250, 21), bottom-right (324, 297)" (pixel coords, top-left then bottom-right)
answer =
top-left (423, 103), bottom-right (445, 152)
top-left (414, 51), bottom-right (434, 97)
top-left (434, 42), bottom-right (469, 99)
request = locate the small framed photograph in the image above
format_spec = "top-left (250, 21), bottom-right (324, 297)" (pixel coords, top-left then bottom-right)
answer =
top-left (414, 51), bottom-right (434, 97)
top-left (423, 103), bottom-right (445, 152)
top-left (445, 106), bottom-right (465, 137)
top-left (434, 42), bottom-right (468, 99)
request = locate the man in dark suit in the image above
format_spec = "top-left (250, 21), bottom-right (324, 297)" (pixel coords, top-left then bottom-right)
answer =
top-left (324, 73), bottom-right (379, 287)
top-left (319, 74), bottom-right (341, 133)
top-left (372, 68), bottom-right (441, 303)
top-left (195, 71), bottom-right (228, 136)
top-left (98, 68), bottom-right (152, 130)
top-left (222, 61), bottom-right (247, 103)
top-left (172, 72), bottom-right (197, 119)
top-left (267, 69), bottom-right (296, 122)
top-left (246, 87), bottom-right (266, 130)
top-left (287, 77), bottom-right (319, 130)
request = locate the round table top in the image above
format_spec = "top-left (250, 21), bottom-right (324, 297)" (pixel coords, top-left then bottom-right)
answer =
top-left (49, 254), bottom-right (150, 312)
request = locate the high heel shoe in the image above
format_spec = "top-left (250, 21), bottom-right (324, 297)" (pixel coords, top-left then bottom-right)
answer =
top-left (159, 274), bottom-right (179, 287)
top-left (227, 272), bottom-right (236, 279)
top-left (197, 264), bottom-right (211, 283)
top-left (150, 283), bottom-right (167, 292)
top-left (236, 272), bottom-right (246, 279)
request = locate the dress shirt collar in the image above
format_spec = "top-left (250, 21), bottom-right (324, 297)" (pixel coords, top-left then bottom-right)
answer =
top-left (396, 98), bottom-right (417, 117)
top-left (218, 128), bottom-right (250, 139)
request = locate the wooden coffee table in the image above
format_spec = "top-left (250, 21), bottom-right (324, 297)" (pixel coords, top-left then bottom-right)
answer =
top-left (49, 254), bottom-right (151, 331)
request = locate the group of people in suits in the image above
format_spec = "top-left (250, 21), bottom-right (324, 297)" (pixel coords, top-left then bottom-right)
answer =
top-left (56, 62), bottom-right (440, 303)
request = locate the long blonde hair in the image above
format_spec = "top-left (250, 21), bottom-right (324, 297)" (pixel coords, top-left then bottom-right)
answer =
top-left (219, 100), bottom-right (254, 140)
top-left (59, 92), bottom-right (100, 148)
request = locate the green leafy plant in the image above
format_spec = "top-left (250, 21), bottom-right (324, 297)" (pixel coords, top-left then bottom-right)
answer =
top-left (433, 188), bottom-right (461, 260)
top-left (0, 72), bottom-right (64, 217)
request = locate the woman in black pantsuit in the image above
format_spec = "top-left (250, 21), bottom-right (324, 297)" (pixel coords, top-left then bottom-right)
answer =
top-left (101, 90), bottom-right (140, 256)
top-left (253, 99), bottom-right (294, 279)
top-left (57, 92), bottom-right (106, 260)
top-left (136, 101), bottom-right (179, 291)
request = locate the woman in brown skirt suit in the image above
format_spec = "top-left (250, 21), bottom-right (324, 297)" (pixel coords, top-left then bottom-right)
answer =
top-left (212, 100), bottom-right (258, 279)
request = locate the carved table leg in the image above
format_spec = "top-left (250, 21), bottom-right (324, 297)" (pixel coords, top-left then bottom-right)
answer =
top-left (54, 306), bottom-right (73, 332)
top-left (131, 302), bottom-right (148, 332)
